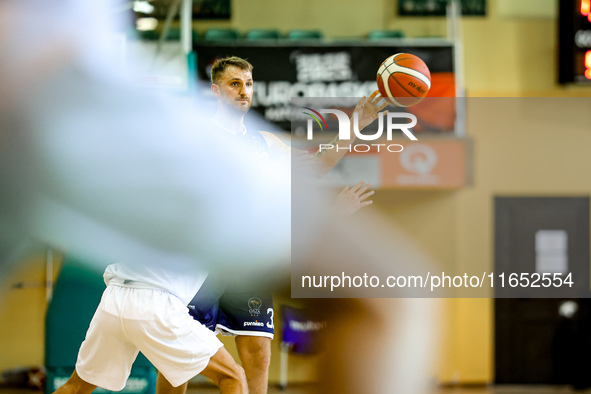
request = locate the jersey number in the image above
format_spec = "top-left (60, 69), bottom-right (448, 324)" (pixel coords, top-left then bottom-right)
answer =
top-left (266, 308), bottom-right (274, 329)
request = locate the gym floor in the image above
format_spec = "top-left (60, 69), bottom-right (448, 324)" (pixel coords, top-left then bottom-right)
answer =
top-left (3, 385), bottom-right (591, 393)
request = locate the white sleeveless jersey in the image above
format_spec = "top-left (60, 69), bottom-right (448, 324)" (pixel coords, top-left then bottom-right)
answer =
top-left (103, 257), bottom-right (208, 305)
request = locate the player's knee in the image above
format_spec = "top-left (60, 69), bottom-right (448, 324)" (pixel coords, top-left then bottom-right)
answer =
top-left (218, 362), bottom-right (246, 387)
top-left (242, 342), bottom-right (271, 371)
top-left (251, 348), bottom-right (271, 371)
top-left (235, 364), bottom-right (247, 383)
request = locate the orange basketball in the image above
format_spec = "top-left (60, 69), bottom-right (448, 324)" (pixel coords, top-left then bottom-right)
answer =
top-left (376, 53), bottom-right (431, 107)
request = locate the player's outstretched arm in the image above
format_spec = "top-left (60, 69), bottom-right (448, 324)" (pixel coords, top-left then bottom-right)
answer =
top-left (259, 131), bottom-right (291, 162)
top-left (260, 132), bottom-right (318, 176)
top-left (259, 91), bottom-right (388, 178)
top-left (313, 90), bottom-right (389, 178)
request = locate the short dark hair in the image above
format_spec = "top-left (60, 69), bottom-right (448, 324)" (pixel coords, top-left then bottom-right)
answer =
top-left (210, 56), bottom-right (253, 84)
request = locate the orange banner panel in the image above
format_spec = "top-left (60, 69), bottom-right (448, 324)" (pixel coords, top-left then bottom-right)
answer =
top-left (378, 139), bottom-right (468, 189)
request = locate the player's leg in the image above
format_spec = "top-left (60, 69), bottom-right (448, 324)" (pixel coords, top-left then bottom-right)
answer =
top-left (235, 335), bottom-right (271, 394)
top-left (56, 286), bottom-right (140, 393)
top-left (199, 347), bottom-right (248, 393)
top-left (184, 276), bottom-right (248, 392)
top-left (155, 347), bottom-right (246, 394)
top-left (155, 347), bottom-right (247, 394)
top-left (138, 289), bottom-right (245, 394)
top-left (155, 373), bottom-right (188, 394)
top-left (216, 292), bottom-right (275, 394)
top-left (52, 370), bottom-right (96, 394)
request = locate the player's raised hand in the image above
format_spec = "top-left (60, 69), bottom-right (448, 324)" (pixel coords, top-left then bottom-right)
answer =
top-left (334, 181), bottom-right (374, 216)
top-left (354, 90), bottom-right (390, 131)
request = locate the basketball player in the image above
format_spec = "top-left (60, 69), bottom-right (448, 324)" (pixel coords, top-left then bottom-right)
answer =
top-left (0, 3), bottom-right (293, 392)
top-left (2, 3), bottom-right (438, 394)
top-left (176, 56), bottom-right (386, 394)
top-left (52, 261), bottom-right (248, 394)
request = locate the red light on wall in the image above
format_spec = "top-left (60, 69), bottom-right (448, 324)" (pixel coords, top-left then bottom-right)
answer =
top-left (582, 0), bottom-right (591, 21)
top-left (586, 51), bottom-right (591, 79)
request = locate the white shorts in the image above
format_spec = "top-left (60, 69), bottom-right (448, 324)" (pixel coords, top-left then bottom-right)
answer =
top-left (75, 285), bottom-right (223, 391)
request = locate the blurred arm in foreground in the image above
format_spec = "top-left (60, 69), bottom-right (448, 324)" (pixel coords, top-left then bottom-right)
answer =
top-left (0, 1), bottom-right (441, 392)
top-left (0, 1), bottom-right (293, 277)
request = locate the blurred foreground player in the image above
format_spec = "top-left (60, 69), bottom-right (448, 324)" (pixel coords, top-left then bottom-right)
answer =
top-left (0, 2), bottom-right (441, 392)
top-left (0, 3), bottom-right (296, 394)
top-left (182, 57), bottom-right (381, 394)
top-left (0, 5), bottom-right (293, 284)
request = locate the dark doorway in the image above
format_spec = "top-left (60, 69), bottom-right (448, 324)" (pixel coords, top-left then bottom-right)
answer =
top-left (494, 197), bottom-right (591, 386)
